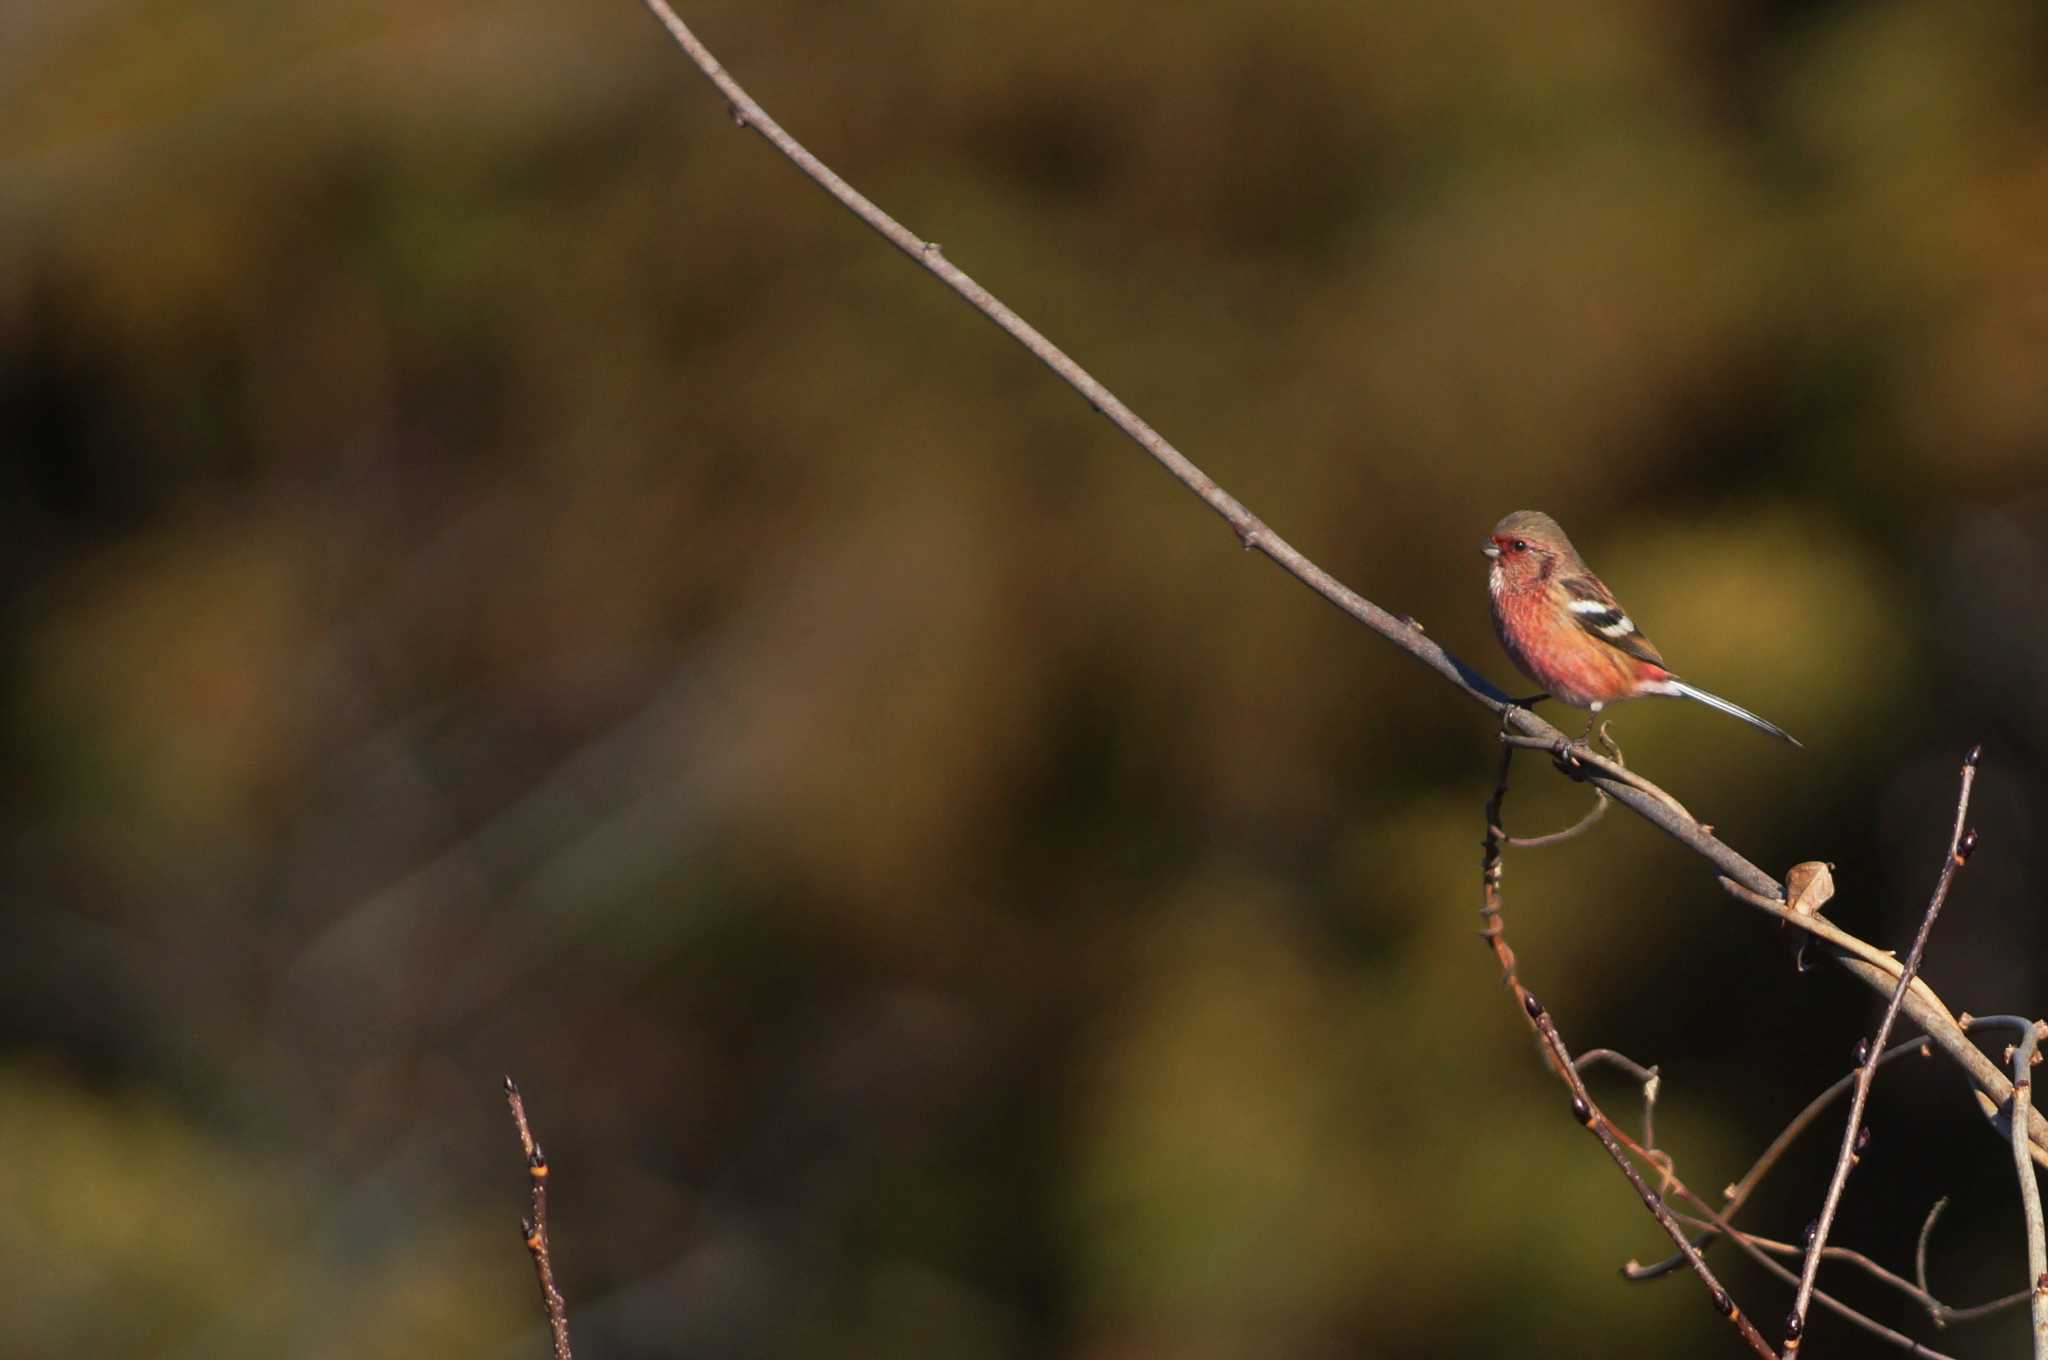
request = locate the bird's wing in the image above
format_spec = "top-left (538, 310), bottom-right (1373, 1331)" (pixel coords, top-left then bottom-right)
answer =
top-left (1559, 574), bottom-right (1665, 667)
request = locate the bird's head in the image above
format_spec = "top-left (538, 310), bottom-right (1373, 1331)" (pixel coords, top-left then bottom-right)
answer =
top-left (1482, 510), bottom-right (1576, 594)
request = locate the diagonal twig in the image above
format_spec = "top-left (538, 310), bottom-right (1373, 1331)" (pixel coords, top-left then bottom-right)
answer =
top-left (635, 0), bottom-right (1781, 902)
top-left (1486, 759), bottom-right (1780, 1351)
top-left (506, 1077), bottom-right (574, 1360)
top-left (1785, 746), bottom-right (1981, 1353)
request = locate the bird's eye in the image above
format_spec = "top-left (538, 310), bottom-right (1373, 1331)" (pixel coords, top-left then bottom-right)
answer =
top-left (1511, 539), bottom-right (1528, 553)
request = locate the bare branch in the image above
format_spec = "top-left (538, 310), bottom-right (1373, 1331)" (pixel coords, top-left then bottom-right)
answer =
top-left (506, 1076), bottom-right (574, 1360)
top-left (1677, 1215), bottom-right (1958, 1359)
top-left (2015, 1024), bottom-right (2048, 1358)
top-left (1626, 1038), bottom-right (1930, 1284)
top-left (1523, 994), bottom-right (1777, 1358)
top-left (1716, 875), bottom-right (2048, 1170)
top-left (1912, 1194), bottom-right (2035, 1327)
top-left (635, 0), bottom-right (1793, 902)
top-left (1916, 1197), bottom-right (1946, 1315)
top-left (1503, 785), bottom-right (1611, 849)
top-left (1586, 1108), bottom-right (1958, 1357)
top-left (1966, 1017), bottom-right (2048, 1355)
top-left (1486, 760), bottom-right (1769, 1352)
top-left (1575, 1048), bottom-right (1659, 1151)
top-left (1787, 747), bottom-right (1981, 1352)
top-left (634, 9), bottom-right (2048, 1176)
top-left (638, 12), bottom-right (2048, 1350)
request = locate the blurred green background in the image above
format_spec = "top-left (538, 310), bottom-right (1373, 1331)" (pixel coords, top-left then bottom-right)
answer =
top-left (4, 1), bottom-right (2047, 1355)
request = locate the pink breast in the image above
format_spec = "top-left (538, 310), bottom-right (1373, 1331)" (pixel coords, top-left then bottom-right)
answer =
top-left (1492, 590), bottom-right (1647, 709)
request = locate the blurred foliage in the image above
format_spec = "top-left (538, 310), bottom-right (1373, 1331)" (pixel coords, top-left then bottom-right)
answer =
top-left (3, 0), bottom-right (2048, 1355)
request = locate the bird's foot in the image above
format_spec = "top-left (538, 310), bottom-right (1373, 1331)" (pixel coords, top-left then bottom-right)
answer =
top-left (1590, 719), bottom-right (1624, 765)
top-left (1560, 716), bottom-right (1624, 764)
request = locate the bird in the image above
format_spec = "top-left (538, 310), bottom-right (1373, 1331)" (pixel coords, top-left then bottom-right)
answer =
top-left (1483, 510), bottom-right (1800, 747)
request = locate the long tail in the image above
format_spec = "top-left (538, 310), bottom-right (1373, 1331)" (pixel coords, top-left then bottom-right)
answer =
top-left (1667, 679), bottom-right (1802, 747)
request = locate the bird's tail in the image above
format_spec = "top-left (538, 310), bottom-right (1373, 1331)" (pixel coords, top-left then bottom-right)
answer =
top-left (1668, 680), bottom-right (1802, 748)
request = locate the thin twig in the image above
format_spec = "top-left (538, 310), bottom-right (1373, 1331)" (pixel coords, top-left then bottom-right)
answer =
top-left (1627, 1039), bottom-right (1931, 1283)
top-left (1911, 1195), bottom-right (2035, 1327)
top-left (1486, 760), bottom-right (1768, 1345)
top-left (1522, 994), bottom-right (1777, 1358)
top-left (1477, 746), bottom-right (1535, 1014)
top-left (1916, 1197), bottom-right (1946, 1314)
top-left (1590, 1116), bottom-right (1956, 1358)
top-left (1787, 747), bottom-right (1982, 1353)
top-left (1677, 1216), bottom-right (1957, 1358)
top-left (1575, 1048), bottom-right (1659, 1151)
top-left (1655, 1199), bottom-right (2028, 1342)
top-left (1504, 786), bottom-right (1610, 849)
top-left (2017, 1024), bottom-right (2048, 1358)
top-left (1673, 1211), bottom-right (2013, 1325)
top-left (505, 1077), bottom-right (574, 1360)
top-left (1967, 1016), bottom-right (2048, 1356)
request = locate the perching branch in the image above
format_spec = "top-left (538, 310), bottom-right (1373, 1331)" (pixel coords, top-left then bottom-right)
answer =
top-left (506, 1077), bottom-right (574, 1360)
top-left (639, 8), bottom-right (2048, 1350)
top-left (635, 3), bottom-right (2048, 1182)
top-left (634, 0), bottom-right (1784, 887)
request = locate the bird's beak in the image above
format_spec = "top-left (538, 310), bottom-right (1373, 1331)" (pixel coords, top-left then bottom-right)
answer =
top-left (1480, 541), bottom-right (1502, 560)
